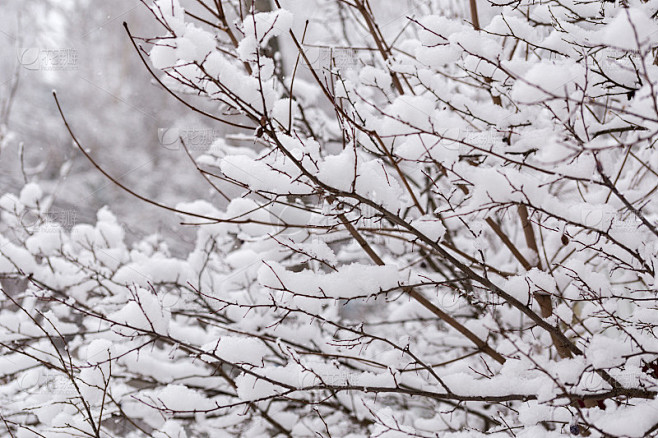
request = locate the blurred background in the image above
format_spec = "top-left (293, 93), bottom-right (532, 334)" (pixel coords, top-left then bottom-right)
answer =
top-left (0, 0), bottom-right (458, 253)
top-left (0, 0), bottom-right (224, 254)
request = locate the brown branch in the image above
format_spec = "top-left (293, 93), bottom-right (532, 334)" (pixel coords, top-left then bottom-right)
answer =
top-left (334, 210), bottom-right (507, 365)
